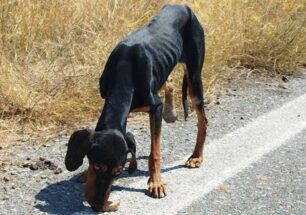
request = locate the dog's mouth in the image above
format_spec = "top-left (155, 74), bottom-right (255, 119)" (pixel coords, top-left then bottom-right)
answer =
top-left (85, 169), bottom-right (120, 211)
top-left (89, 189), bottom-right (120, 212)
top-left (90, 199), bottom-right (120, 212)
top-left (87, 179), bottom-right (113, 211)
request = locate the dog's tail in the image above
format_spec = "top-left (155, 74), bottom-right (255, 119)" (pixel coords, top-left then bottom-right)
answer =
top-left (182, 73), bottom-right (189, 120)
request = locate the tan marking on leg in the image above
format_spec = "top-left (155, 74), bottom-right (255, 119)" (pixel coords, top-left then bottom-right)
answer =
top-left (148, 114), bottom-right (167, 198)
top-left (185, 75), bottom-right (208, 168)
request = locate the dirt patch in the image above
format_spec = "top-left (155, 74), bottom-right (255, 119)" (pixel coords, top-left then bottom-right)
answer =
top-left (21, 157), bottom-right (62, 175)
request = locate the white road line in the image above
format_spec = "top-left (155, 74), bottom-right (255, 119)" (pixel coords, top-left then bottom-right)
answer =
top-left (76, 93), bottom-right (306, 215)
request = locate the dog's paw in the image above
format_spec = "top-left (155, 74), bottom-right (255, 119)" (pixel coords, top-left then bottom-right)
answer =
top-left (102, 201), bottom-right (120, 212)
top-left (185, 156), bottom-right (204, 168)
top-left (148, 179), bottom-right (167, 198)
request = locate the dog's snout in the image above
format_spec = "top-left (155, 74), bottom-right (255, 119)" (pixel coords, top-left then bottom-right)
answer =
top-left (91, 202), bottom-right (102, 212)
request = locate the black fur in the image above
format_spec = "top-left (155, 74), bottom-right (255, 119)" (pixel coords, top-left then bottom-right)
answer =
top-left (182, 74), bottom-right (189, 120)
top-left (65, 4), bottom-right (205, 211)
top-left (95, 4), bottom-right (205, 133)
top-left (65, 129), bottom-right (93, 171)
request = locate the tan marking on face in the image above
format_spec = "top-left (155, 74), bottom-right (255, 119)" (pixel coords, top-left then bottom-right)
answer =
top-left (85, 164), bottom-right (96, 205)
top-left (79, 170), bottom-right (87, 183)
top-left (93, 163), bottom-right (108, 172)
top-left (103, 180), bottom-right (113, 204)
top-left (85, 164), bottom-right (117, 211)
top-left (111, 167), bottom-right (122, 176)
top-left (102, 200), bottom-right (120, 212)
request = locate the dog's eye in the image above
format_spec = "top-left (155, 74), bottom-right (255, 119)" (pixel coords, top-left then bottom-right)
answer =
top-left (93, 163), bottom-right (108, 172)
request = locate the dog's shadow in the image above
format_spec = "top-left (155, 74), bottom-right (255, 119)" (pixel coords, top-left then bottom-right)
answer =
top-left (34, 162), bottom-right (185, 215)
top-left (34, 174), bottom-right (89, 215)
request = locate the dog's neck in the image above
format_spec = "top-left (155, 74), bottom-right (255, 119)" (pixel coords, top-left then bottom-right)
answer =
top-left (96, 87), bottom-right (134, 133)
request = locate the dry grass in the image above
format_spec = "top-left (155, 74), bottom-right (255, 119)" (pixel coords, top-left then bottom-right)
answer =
top-left (0, 0), bottom-right (305, 131)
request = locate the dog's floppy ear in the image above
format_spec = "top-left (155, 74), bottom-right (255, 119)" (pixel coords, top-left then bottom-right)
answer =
top-left (65, 129), bottom-right (94, 171)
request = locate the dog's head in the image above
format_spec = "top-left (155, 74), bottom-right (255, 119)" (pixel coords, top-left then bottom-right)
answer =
top-left (65, 129), bottom-right (136, 211)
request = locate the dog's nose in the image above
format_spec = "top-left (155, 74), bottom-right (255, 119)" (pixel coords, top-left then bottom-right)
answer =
top-left (91, 202), bottom-right (102, 212)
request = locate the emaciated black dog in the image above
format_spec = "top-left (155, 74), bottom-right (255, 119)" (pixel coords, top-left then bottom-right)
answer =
top-left (65, 4), bottom-right (208, 212)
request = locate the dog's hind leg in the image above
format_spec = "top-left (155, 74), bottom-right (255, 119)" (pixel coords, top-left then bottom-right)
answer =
top-left (162, 78), bottom-right (178, 123)
top-left (184, 68), bottom-right (208, 168)
top-left (183, 13), bottom-right (208, 168)
top-left (182, 72), bottom-right (189, 120)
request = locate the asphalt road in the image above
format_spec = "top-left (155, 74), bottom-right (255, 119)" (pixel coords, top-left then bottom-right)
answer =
top-left (0, 71), bottom-right (305, 215)
top-left (179, 130), bottom-right (306, 215)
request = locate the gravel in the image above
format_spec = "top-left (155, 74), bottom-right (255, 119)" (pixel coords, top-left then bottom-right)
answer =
top-left (0, 71), bottom-right (306, 214)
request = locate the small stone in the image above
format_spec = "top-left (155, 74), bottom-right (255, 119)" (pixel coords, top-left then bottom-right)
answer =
top-left (30, 164), bottom-right (38, 171)
top-left (217, 186), bottom-right (231, 193)
top-left (281, 76), bottom-right (289, 83)
top-left (44, 160), bottom-right (51, 166)
top-left (22, 162), bottom-right (30, 168)
top-left (3, 176), bottom-right (10, 182)
top-left (278, 82), bottom-right (288, 89)
top-left (44, 160), bottom-right (57, 170)
top-left (49, 164), bottom-right (57, 171)
top-left (41, 175), bottom-right (47, 179)
top-left (54, 168), bottom-right (63, 175)
top-left (39, 157), bottom-right (46, 161)
top-left (36, 161), bottom-right (45, 169)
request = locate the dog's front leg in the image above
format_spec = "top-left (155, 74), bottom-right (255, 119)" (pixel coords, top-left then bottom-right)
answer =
top-left (148, 102), bottom-right (167, 198)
